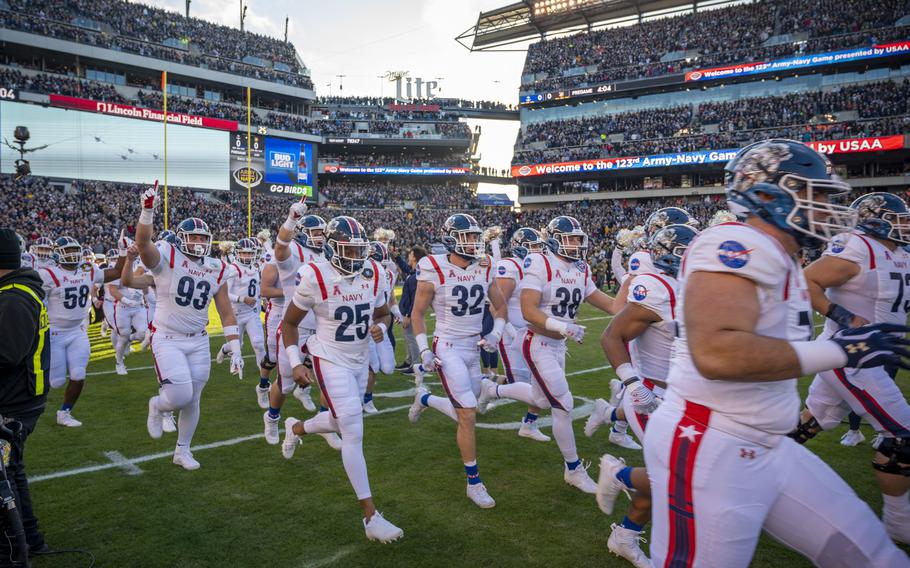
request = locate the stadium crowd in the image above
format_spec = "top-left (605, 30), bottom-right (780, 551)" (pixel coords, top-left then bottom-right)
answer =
top-left (1, 0), bottom-right (312, 88)
top-left (514, 79), bottom-right (910, 164)
top-left (320, 150), bottom-right (470, 168)
top-left (521, 0), bottom-right (906, 91)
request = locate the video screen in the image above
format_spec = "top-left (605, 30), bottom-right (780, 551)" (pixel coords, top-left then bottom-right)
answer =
top-left (1, 100), bottom-right (229, 190)
top-left (229, 133), bottom-right (316, 198)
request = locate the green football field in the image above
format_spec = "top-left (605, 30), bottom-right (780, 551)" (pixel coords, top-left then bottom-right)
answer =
top-left (24, 305), bottom-right (910, 567)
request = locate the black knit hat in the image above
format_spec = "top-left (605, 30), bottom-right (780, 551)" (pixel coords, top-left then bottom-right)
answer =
top-left (0, 229), bottom-right (22, 270)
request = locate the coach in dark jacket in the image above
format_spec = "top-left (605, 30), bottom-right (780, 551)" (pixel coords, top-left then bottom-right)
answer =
top-left (0, 228), bottom-right (50, 560)
top-left (398, 246), bottom-right (426, 370)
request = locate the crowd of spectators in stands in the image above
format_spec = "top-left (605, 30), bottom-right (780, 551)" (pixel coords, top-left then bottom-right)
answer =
top-left (521, 0), bottom-right (906, 91)
top-left (2, 0), bottom-right (312, 88)
top-left (319, 181), bottom-right (481, 209)
top-left (514, 80), bottom-right (910, 164)
top-left (317, 96), bottom-right (514, 111)
top-left (321, 150), bottom-right (470, 168)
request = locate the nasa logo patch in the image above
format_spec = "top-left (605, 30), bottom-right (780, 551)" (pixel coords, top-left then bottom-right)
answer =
top-left (523, 257), bottom-right (533, 269)
top-left (416, 266), bottom-right (421, 277)
top-left (830, 237), bottom-right (846, 254)
top-left (717, 240), bottom-right (752, 269)
top-left (497, 265), bottom-right (507, 276)
top-left (630, 258), bottom-right (640, 271)
top-left (632, 284), bottom-right (648, 301)
top-left (575, 260), bottom-right (586, 272)
top-left (362, 267), bottom-right (374, 279)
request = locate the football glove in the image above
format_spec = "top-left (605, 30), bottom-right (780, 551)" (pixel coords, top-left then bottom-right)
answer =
top-left (625, 379), bottom-right (660, 414)
top-left (831, 323), bottom-right (910, 371)
top-left (563, 323), bottom-right (586, 343)
top-left (230, 350), bottom-right (245, 380)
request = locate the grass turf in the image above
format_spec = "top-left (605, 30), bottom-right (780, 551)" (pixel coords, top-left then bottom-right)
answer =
top-left (25, 305), bottom-right (909, 567)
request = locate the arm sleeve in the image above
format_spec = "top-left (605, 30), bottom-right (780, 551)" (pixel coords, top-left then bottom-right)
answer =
top-left (683, 225), bottom-right (788, 287)
top-left (495, 259), bottom-right (519, 283)
top-left (416, 256), bottom-right (440, 287)
top-left (147, 243), bottom-right (168, 276)
top-left (611, 248), bottom-right (626, 282)
top-left (291, 266), bottom-right (317, 311)
top-left (583, 263), bottom-right (597, 298)
top-left (627, 274), bottom-right (672, 321)
top-left (0, 297), bottom-right (38, 367)
top-left (521, 254), bottom-right (547, 292)
top-left (821, 233), bottom-right (868, 267)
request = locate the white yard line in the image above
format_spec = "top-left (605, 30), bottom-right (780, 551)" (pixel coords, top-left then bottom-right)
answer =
top-left (300, 546), bottom-right (357, 568)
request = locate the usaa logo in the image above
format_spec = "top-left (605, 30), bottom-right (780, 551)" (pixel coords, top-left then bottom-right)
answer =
top-left (717, 240), bottom-right (752, 269)
top-left (497, 265), bottom-right (507, 276)
top-left (632, 284), bottom-right (648, 301)
top-left (630, 258), bottom-right (640, 271)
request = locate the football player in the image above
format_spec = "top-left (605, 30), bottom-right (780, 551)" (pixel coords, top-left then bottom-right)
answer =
top-left (408, 213), bottom-right (507, 509)
top-left (587, 224), bottom-right (697, 568)
top-left (363, 241), bottom-right (396, 414)
top-left (38, 236), bottom-right (126, 426)
top-left (280, 216), bottom-right (403, 543)
top-left (477, 215), bottom-right (618, 495)
top-left (107, 241), bottom-right (148, 376)
top-left (493, 227), bottom-right (550, 442)
top-left (263, 208), bottom-right (339, 449)
top-left (29, 237), bottom-right (56, 269)
top-left (215, 238), bottom-right (270, 393)
top-left (136, 184), bottom-right (244, 470)
top-left (644, 139), bottom-right (910, 567)
top-left (790, 191), bottom-right (910, 544)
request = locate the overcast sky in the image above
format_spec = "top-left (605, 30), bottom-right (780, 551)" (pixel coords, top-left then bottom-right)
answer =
top-left (144, 0), bottom-right (528, 199)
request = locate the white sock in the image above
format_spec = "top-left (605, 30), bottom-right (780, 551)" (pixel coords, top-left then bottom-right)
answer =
top-left (884, 491), bottom-right (910, 518)
top-left (338, 414), bottom-right (371, 500)
top-left (552, 407), bottom-right (579, 464)
top-left (613, 420), bottom-right (629, 435)
top-left (495, 382), bottom-right (538, 407)
top-left (302, 410), bottom-right (337, 434)
top-left (176, 383), bottom-right (204, 447)
top-left (426, 394), bottom-right (458, 422)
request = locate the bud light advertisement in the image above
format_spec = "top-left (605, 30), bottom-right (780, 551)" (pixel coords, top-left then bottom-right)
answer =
top-left (264, 137), bottom-right (316, 197)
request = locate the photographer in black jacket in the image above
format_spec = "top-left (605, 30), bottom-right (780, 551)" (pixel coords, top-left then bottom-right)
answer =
top-left (0, 228), bottom-right (50, 562)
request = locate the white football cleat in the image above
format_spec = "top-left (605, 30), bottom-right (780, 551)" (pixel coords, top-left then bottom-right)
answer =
top-left (609, 378), bottom-right (623, 407)
top-left (173, 447), bottom-right (200, 470)
top-left (146, 396), bottom-right (162, 439)
top-left (518, 421), bottom-right (550, 442)
top-left (466, 482), bottom-right (496, 509)
top-left (840, 429), bottom-right (865, 447)
top-left (215, 344), bottom-right (228, 364)
top-left (608, 523), bottom-right (650, 568)
top-left (363, 512), bottom-right (404, 543)
top-left (56, 409), bottom-right (82, 428)
top-left (363, 400), bottom-right (379, 414)
top-left (564, 460), bottom-right (598, 494)
top-left (610, 430), bottom-right (642, 450)
top-left (281, 417), bottom-right (300, 459)
top-left (263, 411), bottom-right (280, 445)
top-left (597, 454), bottom-right (631, 515)
top-left (293, 385), bottom-right (316, 411)
top-left (320, 432), bottom-right (342, 451)
top-left (584, 398), bottom-right (613, 438)
top-left (409, 388), bottom-right (428, 424)
top-left (161, 411), bottom-right (177, 433)
top-left (476, 378), bottom-right (497, 414)
top-left (115, 362), bottom-right (128, 376)
top-left (256, 385), bottom-right (270, 410)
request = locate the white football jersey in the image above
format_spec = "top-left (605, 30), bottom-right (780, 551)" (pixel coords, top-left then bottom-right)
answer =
top-left (627, 250), bottom-right (655, 277)
top-left (148, 243), bottom-right (230, 335)
top-left (387, 260), bottom-right (399, 287)
top-left (226, 262), bottom-right (261, 318)
top-left (110, 261), bottom-right (145, 305)
top-left (417, 253), bottom-right (494, 339)
top-left (820, 231), bottom-right (910, 339)
top-left (520, 252), bottom-right (596, 333)
top-left (495, 257), bottom-right (528, 327)
top-left (627, 272), bottom-right (679, 381)
top-left (668, 223), bottom-right (813, 435)
top-left (292, 259), bottom-right (387, 369)
top-left (275, 241), bottom-right (321, 317)
top-left (39, 265), bottom-right (105, 329)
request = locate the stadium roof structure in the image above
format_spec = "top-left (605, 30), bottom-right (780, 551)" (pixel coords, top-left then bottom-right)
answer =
top-left (456, 0), bottom-right (717, 51)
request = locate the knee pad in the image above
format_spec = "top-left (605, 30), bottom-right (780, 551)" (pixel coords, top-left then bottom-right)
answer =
top-left (336, 413), bottom-right (363, 443)
top-left (787, 416), bottom-right (821, 444)
top-left (260, 357), bottom-right (276, 370)
top-left (873, 437), bottom-right (910, 476)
